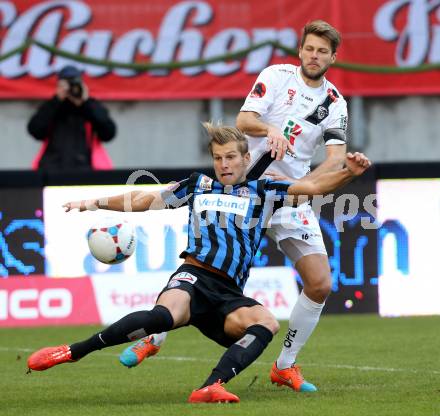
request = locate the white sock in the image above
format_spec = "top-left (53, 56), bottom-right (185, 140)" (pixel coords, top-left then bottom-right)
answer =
top-left (276, 291), bottom-right (324, 370)
top-left (150, 332), bottom-right (167, 347)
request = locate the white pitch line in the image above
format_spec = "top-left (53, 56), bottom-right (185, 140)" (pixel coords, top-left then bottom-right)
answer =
top-left (304, 362), bottom-right (440, 375)
top-left (1, 347), bottom-right (34, 352)
top-left (2, 346), bottom-right (439, 375)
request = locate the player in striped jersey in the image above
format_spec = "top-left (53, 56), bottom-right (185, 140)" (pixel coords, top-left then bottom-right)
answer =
top-left (118, 20), bottom-right (350, 393)
top-left (27, 123), bottom-right (370, 403)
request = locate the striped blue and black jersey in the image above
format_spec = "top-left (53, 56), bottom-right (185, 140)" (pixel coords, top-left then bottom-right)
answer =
top-left (161, 172), bottom-right (292, 290)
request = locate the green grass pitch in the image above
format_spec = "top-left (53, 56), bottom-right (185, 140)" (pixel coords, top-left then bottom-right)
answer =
top-left (1, 314), bottom-right (439, 416)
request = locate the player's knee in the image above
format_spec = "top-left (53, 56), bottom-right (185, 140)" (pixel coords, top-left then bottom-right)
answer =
top-left (304, 277), bottom-right (331, 303)
top-left (249, 311), bottom-right (279, 335)
top-left (260, 317), bottom-right (280, 335)
top-left (156, 289), bottom-right (191, 327)
top-left (317, 278), bottom-right (332, 300)
top-left (225, 309), bottom-right (279, 337)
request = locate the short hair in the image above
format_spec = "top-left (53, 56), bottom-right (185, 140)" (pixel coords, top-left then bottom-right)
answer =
top-left (204, 122), bottom-right (248, 156)
top-left (300, 20), bottom-right (341, 54)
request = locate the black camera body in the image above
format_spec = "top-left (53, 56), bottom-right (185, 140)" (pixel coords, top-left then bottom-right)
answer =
top-left (67, 77), bottom-right (83, 98)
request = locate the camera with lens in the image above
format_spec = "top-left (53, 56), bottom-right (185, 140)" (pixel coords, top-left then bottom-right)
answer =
top-left (67, 77), bottom-right (83, 99)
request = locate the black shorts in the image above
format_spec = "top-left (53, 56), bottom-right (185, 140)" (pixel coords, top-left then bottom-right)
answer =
top-left (160, 264), bottom-right (261, 348)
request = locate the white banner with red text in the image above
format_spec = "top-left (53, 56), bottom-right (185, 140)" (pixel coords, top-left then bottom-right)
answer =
top-left (0, 267), bottom-right (298, 327)
top-left (0, 0), bottom-right (439, 99)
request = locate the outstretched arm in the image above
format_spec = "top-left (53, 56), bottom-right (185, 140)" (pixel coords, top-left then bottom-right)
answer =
top-left (287, 152), bottom-right (371, 196)
top-left (63, 190), bottom-right (166, 212)
top-left (306, 144), bottom-right (346, 179)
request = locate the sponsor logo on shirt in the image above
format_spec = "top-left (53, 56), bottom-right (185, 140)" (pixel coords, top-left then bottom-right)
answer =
top-left (283, 120), bottom-right (302, 146)
top-left (301, 93), bottom-right (313, 102)
top-left (250, 82), bottom-right (266, 98)
top-left (285, 88), bottom-right (296, 105)
top-left (194, 194), bottom-right (250, 216)
top-left (278, 68), bottom-right (295, 74)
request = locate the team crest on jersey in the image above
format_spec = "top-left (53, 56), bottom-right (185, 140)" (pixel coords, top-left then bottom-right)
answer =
top-left (198, 175), bottom-right (213, 191)
top-left (283, 120), bottom-right (302, 146)
top-left (236, 186), bottom-right (250, 198)
top-left (285, 89), bottom-right (296, 105)
top-left (167, 279), bottom-right (181, 288)
top-left (317, 105), bottom-right (329, 120)
top-left (250, 82), bottom-right (266, 98)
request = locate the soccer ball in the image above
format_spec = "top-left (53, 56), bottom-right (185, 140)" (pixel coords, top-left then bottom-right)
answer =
top-left (87, 221), bottom-right (136, 264)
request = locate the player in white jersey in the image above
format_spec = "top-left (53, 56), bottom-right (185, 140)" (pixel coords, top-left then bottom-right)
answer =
top-left (236, 20), bottom-right (347, 392)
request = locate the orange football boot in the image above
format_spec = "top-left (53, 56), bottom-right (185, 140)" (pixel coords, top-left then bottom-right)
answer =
top-left (270, 362), bottom-right (317, 392)
top-left (27, 345), bottom-right (75, 371)
top-left (188, 381), bottom-right (240, 403)
top-left (119, 336), bottom-right (160, 368)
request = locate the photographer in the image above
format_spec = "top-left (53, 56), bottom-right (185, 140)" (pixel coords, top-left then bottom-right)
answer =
top-left (28, 65), bottom-right (116, 171)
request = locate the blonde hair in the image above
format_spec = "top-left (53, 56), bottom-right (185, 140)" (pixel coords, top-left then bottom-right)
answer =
top-left (301, 20), bottom-right (341, 53)
top-left (204, 122), bottom-right (248, 156)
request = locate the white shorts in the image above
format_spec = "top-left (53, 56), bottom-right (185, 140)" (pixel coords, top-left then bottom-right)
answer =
top-left (266, 204), bottom-right (327, 265)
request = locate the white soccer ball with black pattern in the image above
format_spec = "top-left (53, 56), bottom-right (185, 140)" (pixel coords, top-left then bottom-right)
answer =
top-left (87, 221), bottom-right (136, 264)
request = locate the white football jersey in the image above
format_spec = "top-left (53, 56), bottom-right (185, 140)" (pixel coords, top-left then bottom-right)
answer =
top-left (241, 64), bottom-right (348, 180)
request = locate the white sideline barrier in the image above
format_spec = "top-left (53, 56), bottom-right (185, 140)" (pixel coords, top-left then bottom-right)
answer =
top-left (91, 266), bottom-right (298, 324)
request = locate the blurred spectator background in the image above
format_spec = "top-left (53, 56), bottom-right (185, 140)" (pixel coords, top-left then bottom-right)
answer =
top-left (0, 0), bottom-right (438, 170)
